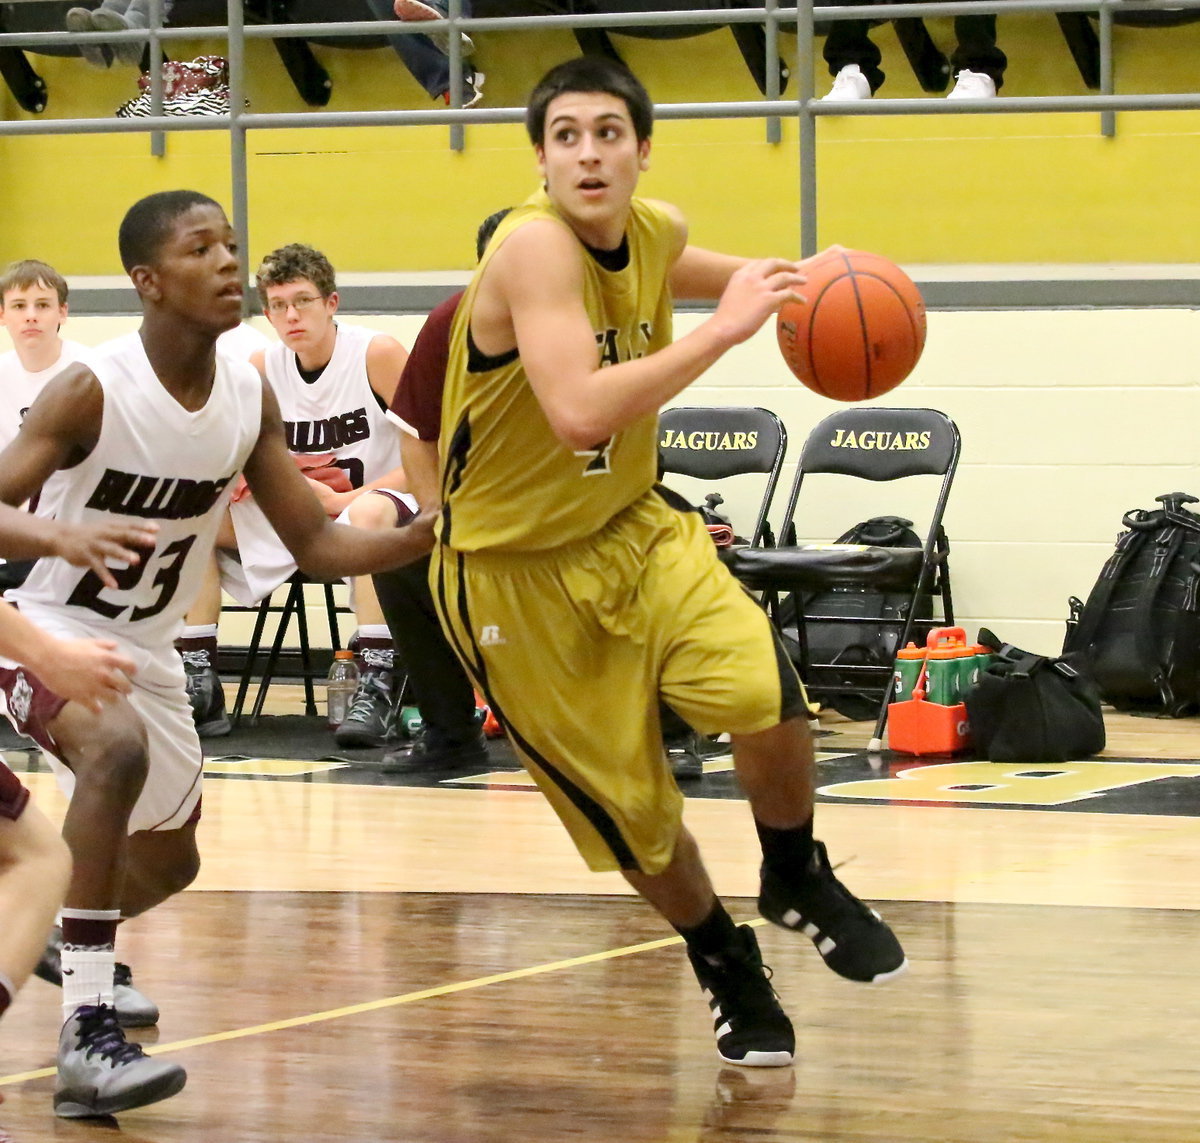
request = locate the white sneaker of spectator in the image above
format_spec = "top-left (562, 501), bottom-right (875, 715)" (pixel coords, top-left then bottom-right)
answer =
top-left (947, 69), bottom-right (996, 99)
top-left (822, 65), bottom-right (871, 101)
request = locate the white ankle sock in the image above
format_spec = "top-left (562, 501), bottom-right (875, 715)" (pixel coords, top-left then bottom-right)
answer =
top-left (61, 947), bottom-right (115, 1024)
top-left (182, 623), bottom-right (219, 640)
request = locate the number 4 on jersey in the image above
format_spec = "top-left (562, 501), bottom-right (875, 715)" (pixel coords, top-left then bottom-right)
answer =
top-left (576, 437), bottom-right (614, 476)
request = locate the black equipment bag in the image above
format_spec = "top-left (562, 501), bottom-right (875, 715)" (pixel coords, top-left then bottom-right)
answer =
top-left (967, 629), bottom-right (1106, 763)
top-left (1063, 492), bottom-right (1200, 717)
top-left (779, 515), bottom-right (937, 721)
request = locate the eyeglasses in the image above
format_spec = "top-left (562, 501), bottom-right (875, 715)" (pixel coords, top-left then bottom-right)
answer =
top-left (266, 294), bottom-right (324, 315)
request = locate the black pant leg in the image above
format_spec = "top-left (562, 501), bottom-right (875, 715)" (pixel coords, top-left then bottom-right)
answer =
top-left (952, 17), bottom-right (1006, 88)
top-left (372, 555), bottom-right (478, 741)
top-left (823, 19), bottom-right (885, 92)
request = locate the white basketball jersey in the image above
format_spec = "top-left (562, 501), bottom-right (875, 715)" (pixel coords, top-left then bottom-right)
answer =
top-left (263, 321), bottom-right (401, 487)
top-left (0, 338), bottom-right (91, 452)
top-left (11, 332), bottom-right (262, 647)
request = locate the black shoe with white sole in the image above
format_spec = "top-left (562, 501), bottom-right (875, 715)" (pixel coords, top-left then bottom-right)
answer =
top-left (687, 925), bottom-right (795, 1068)
top-left (758, 840), bottom-right (907, 983)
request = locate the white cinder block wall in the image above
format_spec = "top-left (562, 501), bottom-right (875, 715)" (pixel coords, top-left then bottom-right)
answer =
top-left (671, 308), bottom-right (1200, 656)
top-left (12, 306), bottom-right (1200, 657)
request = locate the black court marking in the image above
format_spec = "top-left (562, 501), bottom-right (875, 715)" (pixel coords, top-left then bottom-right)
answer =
top-left (5, 718), bottom-right (1197, 818)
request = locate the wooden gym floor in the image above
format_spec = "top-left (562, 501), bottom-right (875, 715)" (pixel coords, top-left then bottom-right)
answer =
top-left (0, 696), bottom-right (1197, 1142)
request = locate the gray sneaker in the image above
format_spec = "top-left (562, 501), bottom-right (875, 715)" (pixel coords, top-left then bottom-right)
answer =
top-left (113, 962), bottom-right (160, 1028)
top-left (66, 7), bottom-right (112, 69)
top-left (36, 927), bottom-right (159, 1028)
top-left (334, 670), bottom-right (395, 748)
top-left (55, 1004), bottom-right (186, 1119)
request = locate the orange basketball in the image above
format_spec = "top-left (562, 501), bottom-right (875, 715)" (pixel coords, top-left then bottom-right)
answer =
top-left (776, 247), bottom-right (927, 401)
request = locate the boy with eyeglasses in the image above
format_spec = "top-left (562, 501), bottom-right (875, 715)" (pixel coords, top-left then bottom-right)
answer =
top-left (179, 244), bottom-right (415, 746)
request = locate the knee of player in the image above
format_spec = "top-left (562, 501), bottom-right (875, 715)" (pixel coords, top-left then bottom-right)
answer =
top-left (160, 843), bottom-right (200, 895)
top-left (88, 735), bottom-right (151, 802)
top-left (347, 491), bottom-right (398, 530)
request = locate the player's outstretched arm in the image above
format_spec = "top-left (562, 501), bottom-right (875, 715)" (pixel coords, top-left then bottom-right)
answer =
top-left (243, 381), bottom-right (436, 577)
top-left (0, 602), bottom-right (135, 712)
top-left (496, 220), bottom-right (805, 449)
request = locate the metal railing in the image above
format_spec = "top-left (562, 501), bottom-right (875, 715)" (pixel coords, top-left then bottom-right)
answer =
top-left (2, 0), bottom-right (1198, 266)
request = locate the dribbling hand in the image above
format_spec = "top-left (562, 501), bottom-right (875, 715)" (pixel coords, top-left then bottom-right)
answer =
top-left (713, 259), bottom-right (807, 347)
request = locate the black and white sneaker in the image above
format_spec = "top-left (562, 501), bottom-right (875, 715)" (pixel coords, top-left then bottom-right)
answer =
top-left (758, 840), bottom-right (907, 983)
top-left (54, 1004), bottom-right (186, 1119)
top-left (687, 925), bottom-right (795, 1068)
top-left (36, 927), bottom-right (159, 1028)
top-left (182, 651), bottom-right (231, 738)
top-left (334, 669), bottom-right (395, 748)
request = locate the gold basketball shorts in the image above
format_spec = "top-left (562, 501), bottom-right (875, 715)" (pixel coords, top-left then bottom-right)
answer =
top-left (432, 488), bottom-right (807, 875)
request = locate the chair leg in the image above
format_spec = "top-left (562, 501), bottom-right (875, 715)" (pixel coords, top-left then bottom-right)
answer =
top-left (0, 47), bottom-right (47, 114)
top-left (250, 579), bottom-right (300, 722)
top-left (232, 591), bottom-right (275, 725)
top-left (293, 586), bottom-right (316, 717)
top-left (323, 583), bottom-right (342, 653)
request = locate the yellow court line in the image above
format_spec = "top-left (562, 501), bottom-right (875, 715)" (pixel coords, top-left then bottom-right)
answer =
top-left (2, 923), bottom-right (770, 1088)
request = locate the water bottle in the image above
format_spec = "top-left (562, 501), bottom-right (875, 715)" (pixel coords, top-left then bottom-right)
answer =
top-left (892, 642), bottom-right (926, 703)
top-left (400, 705), bottom-right (424, 738)
top-left (326, 650), bottom-right (359, 729)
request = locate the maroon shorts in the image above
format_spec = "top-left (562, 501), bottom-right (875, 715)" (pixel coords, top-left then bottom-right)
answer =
top-left (0, 665), bottom-right (68, 758)
top-left (0, 760), bottom-right (30, 821)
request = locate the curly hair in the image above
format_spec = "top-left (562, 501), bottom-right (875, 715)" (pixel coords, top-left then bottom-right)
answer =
top-left (255, 244), bottom-right (336, 305)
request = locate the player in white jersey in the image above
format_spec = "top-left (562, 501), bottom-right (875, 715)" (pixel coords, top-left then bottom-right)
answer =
top-left (0, 260), bottom-right (93, 592)
top-left (0, 191), bottom-right (434, 1119)
top-left (182, 243), bottom-right (414, 747)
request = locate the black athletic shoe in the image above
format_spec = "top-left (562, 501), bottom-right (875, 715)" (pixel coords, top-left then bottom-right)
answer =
top-left (34, 924), bottom-right (62, 986)
top-left (687, 925), bottom-right (795, 1068)
top-left (182, 652), bottom-right (231, 738)
top-left (758, 840), bottom-right (907, 983)
top-left (55, 1004), bottom-right (186, 1119)
top-left (379, 727), bottom-right (489, 774)
top-left (334, 670), bottom-right (395, 748)
top-left (35, 927), bottom-right (159, 1028)
top-left (666, 730), bottom-right (704, 782)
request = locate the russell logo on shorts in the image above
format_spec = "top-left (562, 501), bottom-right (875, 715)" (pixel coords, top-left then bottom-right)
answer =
top-left (479, 625), bottom-right (506, 647)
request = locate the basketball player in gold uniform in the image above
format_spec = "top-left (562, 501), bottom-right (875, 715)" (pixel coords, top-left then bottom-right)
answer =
top-left (433, 57), bottom-right (906, 1067)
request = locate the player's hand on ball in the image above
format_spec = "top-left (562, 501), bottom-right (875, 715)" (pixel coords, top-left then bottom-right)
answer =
top-left (54, 520), bottom-right (159, 588)
top-left (714, 259), bottom-right (807, 346)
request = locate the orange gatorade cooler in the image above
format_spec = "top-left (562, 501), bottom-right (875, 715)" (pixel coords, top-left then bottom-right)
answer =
top-left (886, 627), bottom-right (973, 756)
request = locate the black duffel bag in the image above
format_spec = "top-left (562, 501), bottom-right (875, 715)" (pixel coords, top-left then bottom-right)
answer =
top-left (965, 629), bottom-right (1106, 763)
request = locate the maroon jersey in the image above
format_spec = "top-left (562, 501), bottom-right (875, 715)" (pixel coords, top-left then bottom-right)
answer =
top-left (388, 291), bottom-right (462, 442)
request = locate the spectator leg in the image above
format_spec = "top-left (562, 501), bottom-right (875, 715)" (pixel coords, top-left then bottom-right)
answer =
top-left (823, 21), bottom-right (885, 93)
top-left (951, 16), bottom-right (1007, 90)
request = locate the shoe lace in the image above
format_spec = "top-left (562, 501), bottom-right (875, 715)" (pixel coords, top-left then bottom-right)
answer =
top-left (343, 673), bottom-right (391, 724)
top-left (358, 647), bottom-right (394, 672)
top-left (713, 953), bottom-right (782, 1023)
top-left (74, 1005), bottom-right (147, 1065)
top-left (801, 848), bottom-right (877, 925)
top-left (180, 650), bottom-right (209, 674)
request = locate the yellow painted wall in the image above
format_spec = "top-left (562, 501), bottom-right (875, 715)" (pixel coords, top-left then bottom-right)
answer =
top-left (3, 14), bottom-right (1200, 271)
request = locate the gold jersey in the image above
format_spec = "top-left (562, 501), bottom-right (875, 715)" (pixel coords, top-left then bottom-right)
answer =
top-left (439, 189), bottom-right (677, 552)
